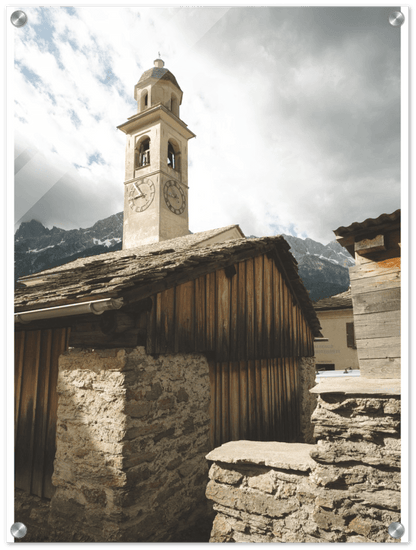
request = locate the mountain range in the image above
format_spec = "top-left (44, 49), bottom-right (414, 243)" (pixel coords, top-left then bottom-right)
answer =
top-left (14, 214), bottom-right (354, 302)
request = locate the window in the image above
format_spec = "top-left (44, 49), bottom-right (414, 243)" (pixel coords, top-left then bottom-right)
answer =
top-left (316, 364), bottom-right (335, 372)
top-left (346, 322), bottom-right (356, 349)
top-left (135, 138), bottom-right (150, 168)
top-left (140, 91), bottom-right (149, 112)
top-left (167, 142), bottom-right (176, 169)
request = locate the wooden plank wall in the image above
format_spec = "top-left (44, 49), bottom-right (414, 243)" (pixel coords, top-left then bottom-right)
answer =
top-left (15, 327), bottom-right (70, 499)
top-left (350, 231), bottom-right (401, 378)
top-left (147, 254), bottom-right (314, 362)
top-left (209, 357), bottom-right (301, 448)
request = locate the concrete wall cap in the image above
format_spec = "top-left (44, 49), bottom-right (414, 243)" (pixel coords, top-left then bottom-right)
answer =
top-left (310, 377), bottom-right (400, 395)
top-left (206, 440), bottom-right (317, 471)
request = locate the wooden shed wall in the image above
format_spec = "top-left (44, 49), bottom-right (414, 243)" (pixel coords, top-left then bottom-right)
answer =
top-left (146, 254), bottom-right (315, 362)
top-left (350, 230), bottom-right (401, 378)
top-left (15, 327), bottom-right (70, 499)
top-left (209, 357), bottom-right (301, 448)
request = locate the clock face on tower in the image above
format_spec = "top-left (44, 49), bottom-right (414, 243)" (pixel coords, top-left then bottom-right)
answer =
top-left (164, 180), bottom-right (186, 215)
top-left (128, 178), bottom-right (155, 212)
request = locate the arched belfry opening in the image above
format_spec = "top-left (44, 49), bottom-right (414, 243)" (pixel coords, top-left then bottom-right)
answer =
top-left (140, 91), bottom-right (149, 112)
top-left (167, 140), bottom-right (181, 172)
top-left (135, 136), bottom-right (150, 168)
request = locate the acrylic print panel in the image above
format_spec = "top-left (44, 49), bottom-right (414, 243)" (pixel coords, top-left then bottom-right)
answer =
top-left (8, 5), bottom-right (408, 543)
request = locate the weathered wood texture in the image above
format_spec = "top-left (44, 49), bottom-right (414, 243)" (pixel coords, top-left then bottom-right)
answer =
top-left (356, 336), bottom-right (400, 360)
top-left (349, 244), bottom-right (401, 378)
top-left (352, 288), bottom-right (400, 315)
top-left (209, 357), bottom-right (301, 448)
top-left (358, 358), bottom-right (401, 379)
top-left (15, 327), bottom-right (70, 499)
top-left (147, 255), bottom-right (315, 362)
top-left (355, 234), bottom-right (385, 255)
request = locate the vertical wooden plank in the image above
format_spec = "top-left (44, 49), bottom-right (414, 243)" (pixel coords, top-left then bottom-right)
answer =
top-left (281, 275), bottom-right (288, 359)
top-left (229, 361), bottom-right (240, 441)
top-left (246, 259), bottom-right (255, 360)
top-left (215, 362), bottom-right (222, 446)
top-left (15, 330), bottom-right (41, 493)
top-left (14, 331), bottom-right (25, 442)
top-left (216, 269), bottom-right (231, 362)
top-left (221, 362), bottom-right (230, 443)
top-left (229, 268), bottom-right (238, 361)
top-left (195, 275), bottom-right (206, 351)
top-left (154, 292), bottom-right (163, 353)
top-left (205, 272), bottom-right (216, 351)
top-left (146, 296), bottom-right (157, 354)
top-left (248, 359), bottom-right (256, 439)
top-left (175, 280), bottom-right (195, 353)
top-left (239, 360), bottom-right (248, 439)
top-left (293, 305), bottom-right (298, 357)
top-left (31, 329), bottom-right (53, 497)
top-left (236, 262), bottom-right (246, 362)
top-left (208, 360), bottom-right (216, 450)
top-left (287, 356), bottom-right (295, 441)
top-left (269, 358), bottom-right (276, 439)
top-left (156, 288), bottom-right (176, 353)
top-left (273, 264), bottom-right (283, 358)
top-left (255, 359), bottom-right (263, 439)
top-left (43, 328), bottom-right (69, 499)
top-left (254, 256), bottom-right (264, 359)
top-left (261, 359), bottom-right (270, 440)
top-left (263, 256), bottom-right (273, 358)
top-left (284, 357), bottom-right (293, 442)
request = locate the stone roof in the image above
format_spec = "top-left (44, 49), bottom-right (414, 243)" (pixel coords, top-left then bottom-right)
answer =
top-left (313, 289), bottom-right (352, 311)
top-left (334, 209), bottom-right (400, 238)
top-left (138, 67), bottom-right (182, 91)
top-left (15, 228), bottom-right (322, 336)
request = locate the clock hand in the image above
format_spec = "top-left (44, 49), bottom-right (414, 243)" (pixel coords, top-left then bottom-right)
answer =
top-left (133, 181), bottom-right (145, 198)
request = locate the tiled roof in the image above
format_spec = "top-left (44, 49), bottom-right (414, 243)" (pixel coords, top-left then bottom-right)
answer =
top-left (334, 210), bottom-right (400, 238)
top-left (313, 289), bottom-right (352, 311)
top-left (15, 228), bottom-right (322, 337)
top-left (138, 67), bottom-right (181, 91)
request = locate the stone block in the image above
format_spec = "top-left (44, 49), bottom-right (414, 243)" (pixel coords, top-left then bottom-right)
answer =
top-left (247, 469), bottom-right (276, 493)
top-left (209, 463), bottom-right (244, 485)
top-left (312, 508), bottom-right (346, 530)
top-left (347, 516), bottom-right (372, 536)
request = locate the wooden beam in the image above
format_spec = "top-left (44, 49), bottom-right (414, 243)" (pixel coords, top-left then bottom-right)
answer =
top-left (352, 288), bottom-right (400, 315)
top-left (353, 309), bottom-right (400, 340)
top-left (356, 336), bottom-right (401, 360)
top-left (355, 234), bottom-right (386, 255)
top-left (359, 358), bottom-right (401, 379)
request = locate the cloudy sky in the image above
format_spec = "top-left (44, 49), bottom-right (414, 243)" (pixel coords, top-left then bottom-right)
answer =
top-left (11, 5), bottom-right (403, 244)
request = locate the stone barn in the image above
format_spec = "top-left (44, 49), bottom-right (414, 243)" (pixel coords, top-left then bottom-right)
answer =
top-left (14, 231), bottom-right (321, 542)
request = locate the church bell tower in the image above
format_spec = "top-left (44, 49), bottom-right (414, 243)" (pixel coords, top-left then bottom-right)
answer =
top-left (118, 59), bottom-right (195, 249)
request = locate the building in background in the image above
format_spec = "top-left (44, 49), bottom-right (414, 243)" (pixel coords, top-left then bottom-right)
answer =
top-left (313, 288), bottom-right (359, 372)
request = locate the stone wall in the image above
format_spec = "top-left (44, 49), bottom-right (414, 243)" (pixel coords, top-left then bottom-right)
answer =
top-left (299, 356), bottom-right (317, 443)
top-left (46, 347), bottom-right (213, 542)
top-left (206, 378), bottom-right (401, 543)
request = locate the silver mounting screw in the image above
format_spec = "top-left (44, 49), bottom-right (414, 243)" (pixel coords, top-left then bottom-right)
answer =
top-left (388, 522), bottom-right (405, 539)
top-left (389, 11), bottom-right (405, 27)
top-left (10, 522), bottom-right (27, 539)
top-left (10, 10), bottom-right (28, 27)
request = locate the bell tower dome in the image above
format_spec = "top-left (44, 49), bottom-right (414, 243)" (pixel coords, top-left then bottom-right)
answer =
top-left (117, 59), bottom-right (195, 249)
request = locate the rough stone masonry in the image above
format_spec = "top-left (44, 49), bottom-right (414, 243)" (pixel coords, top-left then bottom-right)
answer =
top-left (46, 347), bottom-right (213, 542)
top-left (206, 378), bottom-right (401, 543)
